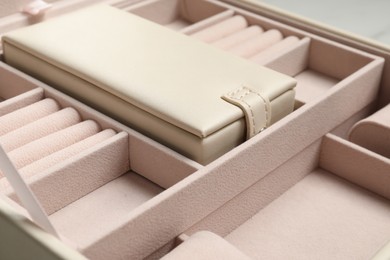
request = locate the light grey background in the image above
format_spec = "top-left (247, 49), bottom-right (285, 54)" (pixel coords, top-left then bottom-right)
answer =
top-left (261, 0), bottom-right (390, 44)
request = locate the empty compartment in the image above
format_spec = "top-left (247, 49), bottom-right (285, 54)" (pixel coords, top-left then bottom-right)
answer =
top-left (49, 171), bottom-right (164, 251)
top-left (225, 168), bottom-right (390, 259)
top-left (125, 0), bottom-right (228, 31)
top-left (277, 38), bottom-right (379, 105)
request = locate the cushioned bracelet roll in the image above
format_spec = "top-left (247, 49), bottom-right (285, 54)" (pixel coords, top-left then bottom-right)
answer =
top-left (212, 26), bottom-right (264, 50)
top-left (0, 88), bottom-right (44, 117)
top-left (0, 107), bottom-right (81, 152)
top-left (190, 15), bottom-right (248, 43)
top-left (250, 36), bottom-right (300, 64)
top-left (19, 129), bottom-right (116, 178)
top-left (228, 29), bottom-right (283, 58)
top-left (8, 120), bottom-right (100, 169)
top-left (0, 98), bottom-right (60, 136)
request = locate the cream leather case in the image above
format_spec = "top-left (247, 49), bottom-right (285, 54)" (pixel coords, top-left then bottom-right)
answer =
top-left (2, 4), bottom-right (296, 165)
top-left (0, 0), bottom-right (389, 259)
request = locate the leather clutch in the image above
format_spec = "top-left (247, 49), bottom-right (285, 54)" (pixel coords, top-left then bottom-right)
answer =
top-left (2, 4), bottom-right (296, 164)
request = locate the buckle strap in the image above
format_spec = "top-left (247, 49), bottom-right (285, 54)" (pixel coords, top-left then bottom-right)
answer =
top-left (222, 86), bottom-right (271, 139)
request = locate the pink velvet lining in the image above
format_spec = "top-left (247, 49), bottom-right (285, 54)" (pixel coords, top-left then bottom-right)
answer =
top-left (226, 170), bottom-right (390, 259)
top-left (190, 15), bottom-right (248, 43)
top-left (0, 108), bottom-right (81, 152)
top-left (0, 98), bottom-right (60, 136)
top-left (212, 25), bottom-right (263, 50)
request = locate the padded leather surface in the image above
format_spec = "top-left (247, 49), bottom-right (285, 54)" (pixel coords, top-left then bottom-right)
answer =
top-left (3, 5), bottom-right (295, 163)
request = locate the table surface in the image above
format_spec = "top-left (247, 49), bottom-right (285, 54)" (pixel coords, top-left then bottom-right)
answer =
top-left (261, 0), bottom-right (390, 45)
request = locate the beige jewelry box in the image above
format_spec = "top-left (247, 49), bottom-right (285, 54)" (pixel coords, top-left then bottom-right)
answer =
top-left (0, 0), bottom-right (389, 259)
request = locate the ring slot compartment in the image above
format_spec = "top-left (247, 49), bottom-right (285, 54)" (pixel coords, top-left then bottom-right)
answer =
top-left (0, 62), bottom-right (201, 257)
top-left (128, 0), bottom-right (384, 109)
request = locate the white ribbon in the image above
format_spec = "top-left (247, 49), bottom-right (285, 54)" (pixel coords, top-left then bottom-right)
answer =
top-left (0, 145), bottom-right (58, 238)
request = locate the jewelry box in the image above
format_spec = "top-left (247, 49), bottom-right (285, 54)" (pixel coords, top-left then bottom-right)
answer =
top-left (0, 0), bottom-right (389, 259)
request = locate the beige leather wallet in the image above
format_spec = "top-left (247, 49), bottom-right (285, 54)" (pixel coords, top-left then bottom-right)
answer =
top-left (2, 4), bottom-right (296, 164)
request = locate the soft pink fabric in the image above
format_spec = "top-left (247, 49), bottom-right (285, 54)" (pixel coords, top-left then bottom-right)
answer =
top-left (129, 133), bottom-right (202, 189)
top-left (0, 3), bottom-right (385, 259)
top-left (0, 107), bottom-right (81, 152)
top-left (190, 15), bottom-right (248, 43)
top-left (49, 172), bottom-right (163, 250)
top-left (212, 26), bottom-right (263, 50)
top-left (320, 134), bottom-right (390, 200)
top-left (19, 129), bottom-right (116, 178)
top-left (250, 36), bottom-right (300, 64)
top-left (349, 103), bottom-right (390, 158)
top-left (225, 170), bottom-right (390, 260)
top-left (263, 37), bottom-right (310, 77)
top-left (8, 120), bottom-right (100, 169)
top-left (0, 98), bottom-right (60, 136)
top-left (74, 56), bottom-right (383, 259)
top-left (161, 231), bottom-right (251, 260)
top-left (0, 88), bottom-right (44, 117)
top-left (294, 70), bottom-right (338, 104)
top-left (11, 132), bottom-right (129, 215)
top-left (228, 29), bottom-right (283, 58)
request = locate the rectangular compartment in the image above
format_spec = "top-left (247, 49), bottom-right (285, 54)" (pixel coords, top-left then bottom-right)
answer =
top-left (0, 0), bottom-right (389, 259)
top-left (179, 133), bottom-right (390, 259)
top-left (265, 37), bottom-right (378, 105)
top-left (125, 0), bottom-right (228, 31)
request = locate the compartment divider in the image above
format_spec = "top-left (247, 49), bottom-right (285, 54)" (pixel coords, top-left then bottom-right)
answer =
top-left (0, 1), bottom-right (389, 259)
top-left (4, 131), bottom-right (130, 215)
top-left (125, 0), bottom-right (187, 29)
top-left (130, 134), bottom-right (203, 189)
top-left (256, 37), bottom-right (310, 73)
top-left (320, 133), bottom-right (390, 199)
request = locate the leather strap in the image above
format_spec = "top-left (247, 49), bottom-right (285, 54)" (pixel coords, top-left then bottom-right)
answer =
top-left (0, 145), bottom-right (58, 238)
top-left (222, 86), bottom-right (271, 139)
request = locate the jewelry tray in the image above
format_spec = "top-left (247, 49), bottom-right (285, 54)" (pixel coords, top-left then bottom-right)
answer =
top-left (0, 0), bottom-right (389, 259)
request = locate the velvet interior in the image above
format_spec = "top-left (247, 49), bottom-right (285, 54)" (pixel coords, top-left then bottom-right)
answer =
top-left (0, 88), bottom-right (131, 215)
top-left (127, 0), bottom-right (227, 31)
top-left (0, 61), bottom-right (199, 257)
top-left (49, 172), bottom-right (163, 250)
top-left (0, 0), bottom-right (388, 259)
top-left (225, 169), bottom-right (390, 260)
